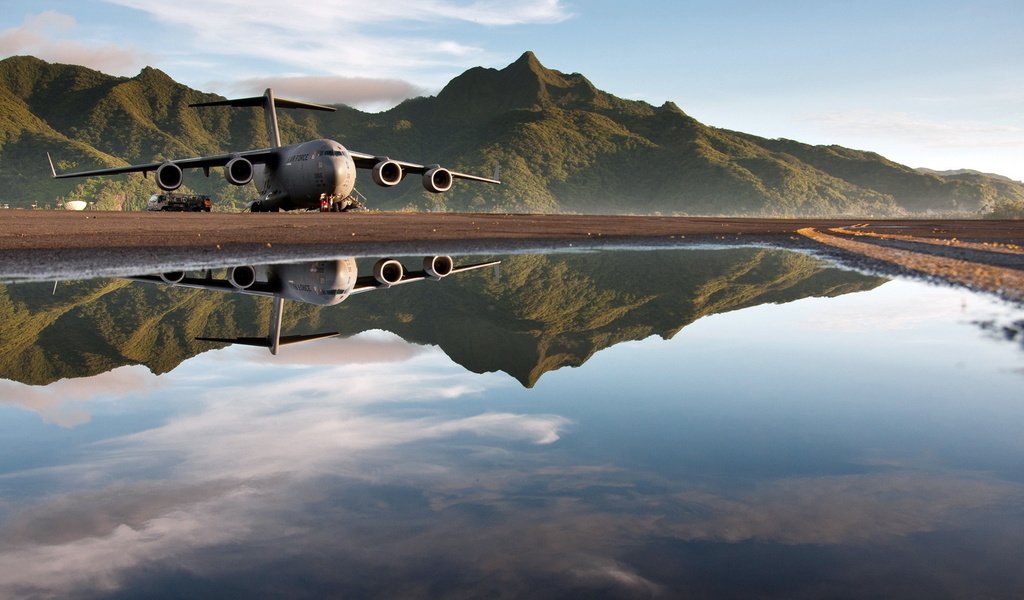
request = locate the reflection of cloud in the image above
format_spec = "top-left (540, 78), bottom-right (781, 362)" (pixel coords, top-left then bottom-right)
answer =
top-left (0, 11), bottom-right (151, 75)
top-left (795, 281), bottom-right (970, 333)
top-left (2, 329), bottom-right (1019, 596)
top-left (0, 346), bottom-right (571, 596)
top-left (0, 366), bottom-right (157, 427)
top-left (108, 393), bottom-right (568, 481)
top-left (427, 412), bottom-right (569, 445)
top-left (1, 480), bottom-right (240, 546)
top-left (237, 332), bottom-right (428, 366)
top-left (570, 560), bottom-right (664, 596)
top-left (0, 484), bottom-right (260, 597)
top-left (666, 472), bottom-right (1019, 545)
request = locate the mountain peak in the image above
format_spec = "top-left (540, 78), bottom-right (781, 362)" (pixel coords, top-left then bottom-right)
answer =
top-left (432, 51), bottom-right (611, 119)
top-left (501, 51), bottom-right (572, 90)
top-left (509, 51), bottom-right (544, 73)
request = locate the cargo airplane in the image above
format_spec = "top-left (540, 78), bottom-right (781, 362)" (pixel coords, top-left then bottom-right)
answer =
top-left (48, 89), bottom-right (500, 212)
top-left (129, 255), bottom-right (499, 354)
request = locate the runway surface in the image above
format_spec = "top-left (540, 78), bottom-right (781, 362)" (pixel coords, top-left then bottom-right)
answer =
top-left (2, 211), bottom-right (1022, 250)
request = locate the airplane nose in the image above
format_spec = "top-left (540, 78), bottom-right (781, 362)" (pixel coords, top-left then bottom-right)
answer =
top-left (330, 154), bottom-right (356, 198)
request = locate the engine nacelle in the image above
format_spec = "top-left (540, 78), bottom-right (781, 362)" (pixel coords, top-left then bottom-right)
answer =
top-left (373, 258), bottom-right (404, 287)
top-left (159, 271), bottom-right (185, 284)
top-left (229, 265), bottom-right (257, 289)
top-left (372, 159), bottom-right (403, 187)
top-left (225, 157), bottom-right (254, 186)
top-left (423, 255), bottom-right (454, 279)
top-left (422, 165), bottom-right (453, 193)
top-left (155, 161), bottom-right (183, 191)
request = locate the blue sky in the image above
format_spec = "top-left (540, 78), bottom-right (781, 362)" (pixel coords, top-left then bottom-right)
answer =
top-left (1, 0), bottom-right (1021, 179)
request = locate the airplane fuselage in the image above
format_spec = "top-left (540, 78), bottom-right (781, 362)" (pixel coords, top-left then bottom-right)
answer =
top-left (255, 139), bottom-right (357, 211)
top-left (270, 259), bottom-right (359, 305)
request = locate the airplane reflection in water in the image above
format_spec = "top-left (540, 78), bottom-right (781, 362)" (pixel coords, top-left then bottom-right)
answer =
top-left (128, 256), bottom-right (499, 355)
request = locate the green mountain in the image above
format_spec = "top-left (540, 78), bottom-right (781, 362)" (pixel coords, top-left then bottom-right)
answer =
top-left (1, 52), bottom-right (1021, 215)
top-left (0, 249), bottom-right (885, 387)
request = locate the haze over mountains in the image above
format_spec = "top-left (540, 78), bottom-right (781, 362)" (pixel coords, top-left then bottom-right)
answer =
top-left (0, 52), bottom-right (1021, 216)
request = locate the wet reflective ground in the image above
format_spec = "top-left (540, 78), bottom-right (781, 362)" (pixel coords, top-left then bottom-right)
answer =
top-left (1, 248), bottom-right (1023, 598)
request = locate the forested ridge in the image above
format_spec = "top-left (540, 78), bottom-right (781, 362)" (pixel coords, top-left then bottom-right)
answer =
top-left (1, 52), bottom-right (1021, 216)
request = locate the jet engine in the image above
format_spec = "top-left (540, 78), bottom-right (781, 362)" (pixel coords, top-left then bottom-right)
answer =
top-left (422, 165), bottom-right (453, 193)
top-left (225, 157), bottom-right (254, 186)
top-left (373, 258), bottom-right (404, 286)
top-left (229, 265), bottom-right (257, 289)
top-left (372, 159), bottom-right (403, 187)
top-left (159, 271), bottom-right (185, 284)
top-left (155, 161), bottom-right (183, 191)
top-left (423, 255), bottom-right (454, 279)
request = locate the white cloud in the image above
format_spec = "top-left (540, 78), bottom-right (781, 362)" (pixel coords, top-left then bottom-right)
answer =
top-left (4, 2), bottom-right (570, 104)
top-left (106, 0), bottom-right (571, 30)
top-left (228, 75), bottom-right (427, 109)
top-left (101, 0), bottom-right (570, 97)
top-left (801, 108), bottom-right (1024, 150)
top-left (0, 11), bottom-right (151, 75)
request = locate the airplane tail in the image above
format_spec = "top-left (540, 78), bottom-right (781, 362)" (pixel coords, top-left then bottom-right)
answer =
top-left (190, 89), bottom-right (336, 148)
top-left (195, 295), bottom-right (338, 354)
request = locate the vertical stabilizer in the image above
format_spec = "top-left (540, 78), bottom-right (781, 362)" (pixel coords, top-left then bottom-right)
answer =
top-left (268, 295), bottom-right (285, 354)
top-left (263, 89), bottom-right (281, 148)
top-left (190, 90), bottom-right (336, 148)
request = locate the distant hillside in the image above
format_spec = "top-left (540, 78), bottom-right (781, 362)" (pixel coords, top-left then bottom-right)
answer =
top-left (916, 168), bottom-right (1019, 183)
top-left (1, 52), bottom-right (1022, 216)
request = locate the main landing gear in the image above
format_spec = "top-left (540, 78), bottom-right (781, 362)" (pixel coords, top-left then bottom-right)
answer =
top-left (319, 192), bottom-right (368, 212)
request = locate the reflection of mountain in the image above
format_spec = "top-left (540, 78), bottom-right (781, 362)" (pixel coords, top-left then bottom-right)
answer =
top-left (0, 249), bottom-right (885, 386)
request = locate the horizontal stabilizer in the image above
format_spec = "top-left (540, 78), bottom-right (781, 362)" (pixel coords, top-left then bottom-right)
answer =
top-left (190, 96), bottom-right (336, 112)
top-left (189, 88), bottom-right (332, 148)
top-left (197, 331), bottom-right (340, 349)
top-left (197, 336), bottom-right (273, 348)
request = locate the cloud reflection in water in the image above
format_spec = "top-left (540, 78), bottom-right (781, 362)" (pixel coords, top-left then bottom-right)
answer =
top-left (0, 284), bottom-right (1023, 597)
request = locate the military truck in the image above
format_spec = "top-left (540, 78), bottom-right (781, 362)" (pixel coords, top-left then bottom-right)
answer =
top-left (146, 193), bottom-right (212, 212)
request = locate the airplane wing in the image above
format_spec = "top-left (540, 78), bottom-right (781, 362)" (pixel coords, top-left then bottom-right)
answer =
top-left (47, 148), bottom-right (276, 180)
top-left (126, 274), bottom-right (278, 297)
top-left (348, 151), bottom-right (501, 184)
top-left (349, 259), bottom-right (500, 295)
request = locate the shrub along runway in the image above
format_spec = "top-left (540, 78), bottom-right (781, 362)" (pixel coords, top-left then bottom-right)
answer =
top-left (1, 211), bottom-right (1022, 298)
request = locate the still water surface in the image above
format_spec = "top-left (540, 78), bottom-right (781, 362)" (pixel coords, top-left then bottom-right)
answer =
top-left (0, 248), bottom-right (1022, 598)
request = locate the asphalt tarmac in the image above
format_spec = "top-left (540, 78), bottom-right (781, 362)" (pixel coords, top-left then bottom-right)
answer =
top-left (2, 211), bottom-right (1023, 250)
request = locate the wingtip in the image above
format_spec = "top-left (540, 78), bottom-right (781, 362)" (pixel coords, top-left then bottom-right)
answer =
top-left (46, 152), bottom-right (57, 178)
